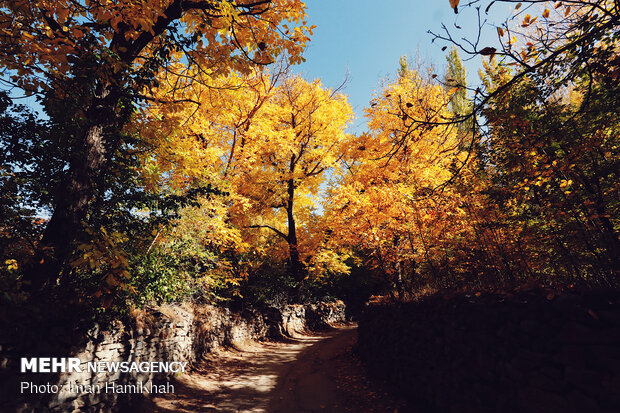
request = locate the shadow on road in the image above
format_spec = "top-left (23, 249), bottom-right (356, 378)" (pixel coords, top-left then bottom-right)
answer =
top-left (131, 325), bottom-right (405, 413)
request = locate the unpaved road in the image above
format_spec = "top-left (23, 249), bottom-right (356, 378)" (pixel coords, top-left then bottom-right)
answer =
top-left (135, 325), bottom-right (405, 413)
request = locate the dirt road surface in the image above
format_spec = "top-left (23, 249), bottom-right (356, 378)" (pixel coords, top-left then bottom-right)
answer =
top-left (135, 325), bottom-right (405, 413)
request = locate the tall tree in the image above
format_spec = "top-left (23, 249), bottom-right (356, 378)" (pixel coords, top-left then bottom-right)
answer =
top-left (138, 71), bottom-right (354, 286)
top-left (241, 76), bottom-right (353, 282)
top-left (444, 46), bottom-right (471, 134)
top-left (478, 54), bottom-right (619, 281)
top-left (325, 66), bottom-right (466, 291)
top-left (428, 0), bottom-right (619, 284)
top-left (0, 0), bottom-right (312, 290)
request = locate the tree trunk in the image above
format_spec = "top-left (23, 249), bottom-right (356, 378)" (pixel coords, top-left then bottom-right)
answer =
top-left (286, 178), bottom-right (303, 283)
top-left (25, 82), bottom-right (120, 291)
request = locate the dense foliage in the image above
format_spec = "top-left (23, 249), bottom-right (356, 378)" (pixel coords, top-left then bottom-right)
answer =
top-left (0, 1), bottom-right (617, 315)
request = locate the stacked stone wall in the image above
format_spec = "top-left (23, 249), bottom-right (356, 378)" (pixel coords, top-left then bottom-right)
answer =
top-left (0, 301), bottom-right (346, 412)
top-left (358, 290), bottom-right (620, 413)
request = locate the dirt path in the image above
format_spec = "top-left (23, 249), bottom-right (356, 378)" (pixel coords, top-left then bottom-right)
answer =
top-left (135, 325), bottom-right (405, 413)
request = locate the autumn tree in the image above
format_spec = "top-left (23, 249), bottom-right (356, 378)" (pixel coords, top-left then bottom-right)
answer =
top-left (0, 0), bottom-right (312, 291)
top-left (428, 0), bottom-right (619, 285)
top-left (476, 55), bottom-right (619, 282)
top-left (130, 68), bottom-right (272, 302)
top-left (444, 47), bottom-right (472, 135)
top-left (428, 1), bottom-right (619, 151)
top-left (238, 76), bottom-right (353, 284)
top-left (134, 69), bottom-right (354, 300)
top-left (324, 65), bottom-right (468, 293)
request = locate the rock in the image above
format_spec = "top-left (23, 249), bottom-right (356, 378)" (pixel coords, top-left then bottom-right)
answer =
top-left (4, 301), bottom-right (345, 411)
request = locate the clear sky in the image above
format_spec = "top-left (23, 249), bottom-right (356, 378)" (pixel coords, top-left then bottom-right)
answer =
top-left (17, 1), bottom-right (513, 126)
top-left (296, 0), bottom-right (512, 132)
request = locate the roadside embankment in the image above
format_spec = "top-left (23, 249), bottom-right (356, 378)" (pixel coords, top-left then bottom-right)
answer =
top-left (0, 301), bottom-right (345, 412)
top-left (357, 290), bottom-right (620, 413)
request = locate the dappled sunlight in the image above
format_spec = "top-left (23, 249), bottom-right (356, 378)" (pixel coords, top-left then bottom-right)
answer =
top-left (0, 0), bottom-right (617, 411)
top-left (141, 332), bottom-right (332, 412)
top-left (136, 325), bottom-right (404, 412)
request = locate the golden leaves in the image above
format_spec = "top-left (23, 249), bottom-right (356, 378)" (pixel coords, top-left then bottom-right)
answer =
top-left (5, 259), bottom-right (18, 272)
top-left (138, 69), bottom-right (355, 271)
top-left (1, 0), bottom-right (311, 93)
top-left (323, 69), bottom-right (467, 270)
top-left (521, 14), bottom-right (537, 27)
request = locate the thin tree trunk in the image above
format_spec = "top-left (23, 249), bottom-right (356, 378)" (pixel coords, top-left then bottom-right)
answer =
top-left (286, 177), bottom-right (303, 283)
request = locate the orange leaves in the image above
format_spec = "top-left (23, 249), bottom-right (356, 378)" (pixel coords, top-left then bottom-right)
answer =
top-left (72, 28), bottom-right (84, 39)
top-left (520, 50), bottom-right (529, 61)
top-left (138, 69), bottom-right (355, 275)
top-left (5, 259), bottom-right (19, 272)
top-left (324, 68), bottom-right (469, 273)
top-left (449, 0), bottom-right (460, 13)
top-left (69, 225), bottom-right (132, 304)
top-left (521, 14), bottom-right (538, 27)
top-left (365, 70), bottom-right (459, 176)
top-left (1, 0), bottom-right (311, 94)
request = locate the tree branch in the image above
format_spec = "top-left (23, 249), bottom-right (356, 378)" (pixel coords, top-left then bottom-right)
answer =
top-left (248, 224), bottom-right (288, 240)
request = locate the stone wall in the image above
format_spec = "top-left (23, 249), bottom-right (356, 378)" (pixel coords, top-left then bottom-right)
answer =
top-left (357, 290), bottom-right (620, 413)
top-left (1, 301), bottom-right (346, 412)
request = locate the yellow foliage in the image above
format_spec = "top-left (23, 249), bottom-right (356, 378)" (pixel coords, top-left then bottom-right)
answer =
top-left (0, 0), bottom-right (312, 93)
top-left (324, 69), bottom-right (470, 272)
top-left (137, 67), bottom-right (355, 279)
top-left (5, 259), bottom-right (19, 271)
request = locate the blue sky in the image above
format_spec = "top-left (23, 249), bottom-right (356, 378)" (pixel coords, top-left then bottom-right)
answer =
top-left (296, 0), bottom-right (512, 132)
top-left (15, 1), bottom-right (513, 126)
